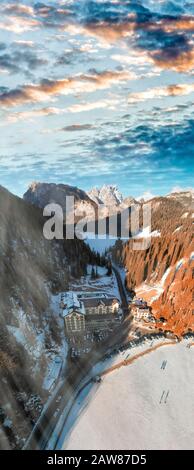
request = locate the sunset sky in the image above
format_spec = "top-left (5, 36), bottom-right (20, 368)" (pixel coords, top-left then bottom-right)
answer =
top-left (0, 0), bottom-right (194, 198)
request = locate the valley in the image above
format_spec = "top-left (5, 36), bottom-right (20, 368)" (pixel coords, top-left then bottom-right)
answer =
top-left (0, 183), bottom-right (193, 450)
top-left (1, 0), bottom-right (194, 456)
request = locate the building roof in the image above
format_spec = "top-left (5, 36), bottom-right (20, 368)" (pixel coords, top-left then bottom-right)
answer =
top-left (62, 292), bottom-right (85, 318)
top-left (77, 292), bottom-right (108, 299)
top-left (82, 297), bottom-right (119, 308)
top-left (85, 314), bottom-right (115, 322)
top-left (61, 292), bottom-right (120, 318)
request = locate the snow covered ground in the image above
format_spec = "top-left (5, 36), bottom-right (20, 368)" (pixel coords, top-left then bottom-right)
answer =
top-left (134, 228), bottom-right (161, 239)
top-left (135, 267), bottom-right (172, 303)
top-left (71, 265), bottom-right (121, 300)
top-left (63, 340), bottom-right (194, 450)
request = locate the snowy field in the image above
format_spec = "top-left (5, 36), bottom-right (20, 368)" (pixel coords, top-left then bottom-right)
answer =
top-left (63, 341), bottom-right (194, 450)
top-left (71, 265), bottom-right (121, 300)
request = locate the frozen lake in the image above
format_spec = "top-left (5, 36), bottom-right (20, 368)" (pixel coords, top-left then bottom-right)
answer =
top-left (63, 341), bottom-right (194, 450)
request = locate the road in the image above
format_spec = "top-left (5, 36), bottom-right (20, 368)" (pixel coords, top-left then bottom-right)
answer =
top-left (25, 265), bottom-right (131, 450)
top-left (112, 265), bottom-right (129, 316)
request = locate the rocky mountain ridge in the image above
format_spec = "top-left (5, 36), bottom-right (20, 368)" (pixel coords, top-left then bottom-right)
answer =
top-left (24, 182), bottom-right (194, 214)
top-left (88, 184), bottom-right (124, 206)
top-left (23, 182), bottom-right (97, 224)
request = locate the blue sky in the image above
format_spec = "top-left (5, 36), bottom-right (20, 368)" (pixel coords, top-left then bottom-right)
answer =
top-left (0, 0), bottom-right (194, 198)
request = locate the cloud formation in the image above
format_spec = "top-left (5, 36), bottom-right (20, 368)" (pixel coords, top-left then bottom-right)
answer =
top-left (0, 69), bottom-right (133, 107)
top-left (128, 83), bottom-right (194, 104)
top-left (0, 1), bottom-right (194, 197)
top-left (6, 107), bottom-right (63, 123)
top-left (0, 48), bottom-right (47, 76)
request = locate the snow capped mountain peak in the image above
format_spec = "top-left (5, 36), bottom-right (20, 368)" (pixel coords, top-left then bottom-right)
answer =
top-left (88, 184), bottom-right (123, 206)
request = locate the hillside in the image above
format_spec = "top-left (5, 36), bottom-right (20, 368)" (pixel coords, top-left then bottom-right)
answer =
top-left (0, 186), bottom-right (92, 449)
top-left (112, 192), bottom-right (194, 337)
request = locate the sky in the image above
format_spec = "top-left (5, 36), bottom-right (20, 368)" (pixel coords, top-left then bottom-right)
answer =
top-left (0, 0), bottom-right (194, 198)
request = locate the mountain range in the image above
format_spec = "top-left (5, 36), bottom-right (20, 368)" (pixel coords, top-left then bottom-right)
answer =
top-left (24, 182), bottom-right (194, 211)
top-left (23, 182), bottom-right (138, 225)
top-left (23, 182), bottom-right (137, 215)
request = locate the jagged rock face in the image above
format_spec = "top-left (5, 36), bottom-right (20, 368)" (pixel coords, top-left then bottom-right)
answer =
top-left (121, 196), bottom-right (137, 208)
top-left (112, 192), bottom-right (194, 337)
top-left (87, 187), bottom-right (103, 205)
top-left (88, 185), bottom-right (137, 222)
top-left (24, 182), bottom-right (96, 213)
top-left (88, 185), bottom-right (124, 206)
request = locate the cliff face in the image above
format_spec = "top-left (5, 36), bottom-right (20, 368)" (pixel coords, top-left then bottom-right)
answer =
top-left (0, 186), bottom-right (92, 449)
top-left (88, 184), bottom-right (124, 206)
top-left (24, 182), bottom-right (93, 208)
top-left (113, 193), bottom-right (194, 336)
top-left (23, 182), bottom-right (97, 223)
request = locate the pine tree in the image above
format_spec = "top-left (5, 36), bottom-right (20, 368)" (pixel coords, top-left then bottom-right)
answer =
top-left (106, 260), bottom-right (112, 276)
